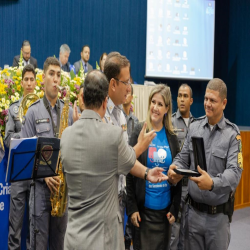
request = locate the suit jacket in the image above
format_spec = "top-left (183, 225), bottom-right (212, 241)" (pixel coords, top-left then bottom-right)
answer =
top-left (61, 62), bottom-right (70, 72)
top-left (60, 110), bottom-right (136, 250)
top-left (126, 122), bottom-right (182, 219)
top-left (57, 58), bottom-right (71, 72)
top-left (73, 59), bottom-right (93, 74)
top-left (12, 55), bottom-right (37, 68)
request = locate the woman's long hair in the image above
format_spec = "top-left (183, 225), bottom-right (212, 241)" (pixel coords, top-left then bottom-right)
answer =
top-left (145, 84), bottom-right (174, 134)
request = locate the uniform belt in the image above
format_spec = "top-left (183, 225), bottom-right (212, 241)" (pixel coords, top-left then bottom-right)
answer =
top-left (182, 176), bottom-right (188, 186)
top-left (187, 194), bottom-right (225, 215)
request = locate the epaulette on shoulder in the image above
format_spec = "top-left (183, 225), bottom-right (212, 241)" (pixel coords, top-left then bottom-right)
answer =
top-left (225, 118), bottom-right (240, 134)
top-left (191, 115), bottom-right (206, 123)
top-left (29, 99), bottom-right (41, 107)
top-left (172, 112), bottom-right (177, 117)
top-left (59, 99), bottom-right (64, 104)
top-left (9, 100), bottom-right (20, 106)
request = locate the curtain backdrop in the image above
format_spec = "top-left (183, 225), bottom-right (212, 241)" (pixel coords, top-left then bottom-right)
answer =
top-left (0, 0), bottom-right (249, 125)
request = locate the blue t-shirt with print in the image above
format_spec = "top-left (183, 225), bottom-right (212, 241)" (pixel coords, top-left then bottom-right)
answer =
top-left (144, 127), bottom-right (172, 210)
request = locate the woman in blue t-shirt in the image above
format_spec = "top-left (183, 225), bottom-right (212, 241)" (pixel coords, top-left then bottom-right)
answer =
top-left (126, 84), bottom-right (181, 250)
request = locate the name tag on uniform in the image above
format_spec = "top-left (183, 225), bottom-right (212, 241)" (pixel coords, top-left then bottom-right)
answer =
top-left (36, 118), bottom-right (50, 124)
top-left (174, 128), bottom-right (184, 132)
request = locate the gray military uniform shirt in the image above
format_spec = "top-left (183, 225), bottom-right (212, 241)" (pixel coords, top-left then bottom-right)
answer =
top-left (21, 97), bottom-right (73, 139)
top-left (104, 98), bottom-right (128, 196)
top-left (122, 109), bottom-right (139, 142)
top-left (4, 98), bottom-right (23, 148)
top-left (172, 109), bottom-right (193, 149)
top-left (172, 114), bottom-right (243, 206)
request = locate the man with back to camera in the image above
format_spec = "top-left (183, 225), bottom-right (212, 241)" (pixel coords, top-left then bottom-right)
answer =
top-left (73, 45), bottom-right (93, 74)
top-left (60, 70), bottom-right (168, 250)
top-left (13, 40), bottom-right (38, 68)
top-left (21, 57), bottom-right (73, 250)
top-left (170, 83), bottom-right (194, 250)
top-left (5, 64), bottom-right (37, 250)
top-left (167, 78), bottom-right (243, 250)
top-left (58, 44), bottom-right (71, 72)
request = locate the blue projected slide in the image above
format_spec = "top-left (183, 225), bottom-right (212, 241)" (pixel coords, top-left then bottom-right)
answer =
top-left (145, 0), bottom-right (215, 80)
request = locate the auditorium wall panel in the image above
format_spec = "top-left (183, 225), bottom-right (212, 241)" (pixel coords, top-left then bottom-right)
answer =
top-left (0, 0), bottom-right (249, 126)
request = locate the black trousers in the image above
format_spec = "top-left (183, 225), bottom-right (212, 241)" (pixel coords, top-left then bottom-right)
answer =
top-left (133, 206), bottom-right (171, 250)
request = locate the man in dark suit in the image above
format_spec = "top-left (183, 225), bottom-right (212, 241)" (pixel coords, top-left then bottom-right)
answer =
top-left (12, 40), bottom-right (37, 68)
top-left (73, 45), bottom-right (93, 74)
top-left (58, 44), bottom-right (71, 72)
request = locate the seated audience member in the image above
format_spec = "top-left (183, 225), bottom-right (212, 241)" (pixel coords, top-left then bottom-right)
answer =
top-left (12, 40), bottom-right (37, 68)
top-left (60, 70), bottom-right (168, 250)
top-left (58, 44), bottom-right (71, 72)
top-left (74, 45), bottom-right (93, 74)
top-left (126, 84), bottom-right (181, 250)
top-left (99, 52), bottom-right (107, 72)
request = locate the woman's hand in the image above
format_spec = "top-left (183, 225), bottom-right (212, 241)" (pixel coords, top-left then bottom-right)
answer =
top-left (131, 212), bottom-right (141, 227)
top-left (166, 212), bottom-right (175, 224)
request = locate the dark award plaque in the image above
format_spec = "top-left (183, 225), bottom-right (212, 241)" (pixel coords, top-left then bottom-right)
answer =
top-left (174, 136), bottom-right (207, 177)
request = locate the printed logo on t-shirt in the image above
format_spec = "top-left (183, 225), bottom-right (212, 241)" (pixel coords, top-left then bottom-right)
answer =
top-left (148, 147), bottom-right (167, 166)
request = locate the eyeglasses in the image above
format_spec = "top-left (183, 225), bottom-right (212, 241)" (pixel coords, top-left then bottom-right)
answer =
top-left (114, 78), bottom-right (131, 86)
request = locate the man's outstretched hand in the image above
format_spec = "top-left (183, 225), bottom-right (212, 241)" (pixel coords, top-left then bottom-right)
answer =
top-left (147, 167), bottom-right (169, 183)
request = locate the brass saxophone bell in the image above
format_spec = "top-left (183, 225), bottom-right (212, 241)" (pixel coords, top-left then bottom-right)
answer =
top-left (18, 93), bottom-right (40, 123)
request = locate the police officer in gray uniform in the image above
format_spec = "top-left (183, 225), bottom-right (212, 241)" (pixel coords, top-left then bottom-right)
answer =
top-left (5, 64), bottom-right (37, 250)
top-left (170, 84), bottom-right (193, 250)
top-left (168, 78), bottom-right (243, 250)
top-left (21, 57), bottom-right (73, 250)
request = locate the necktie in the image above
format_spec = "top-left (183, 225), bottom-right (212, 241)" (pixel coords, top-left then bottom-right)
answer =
top-left (84, 64), bottom-right (87, 73)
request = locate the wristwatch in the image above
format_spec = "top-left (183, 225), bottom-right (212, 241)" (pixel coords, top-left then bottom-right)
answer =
top-left (144, 168), bottom-right (150, 180)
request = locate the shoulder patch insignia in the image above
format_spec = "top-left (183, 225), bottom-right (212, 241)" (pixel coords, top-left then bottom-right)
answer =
top-left (236, 135), bottom-right (241, 141)
top-left (13, 106), bottom-right (19, 114)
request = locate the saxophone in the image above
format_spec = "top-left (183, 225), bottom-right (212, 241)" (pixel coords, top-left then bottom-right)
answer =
top-left (50, 85), bottom-right (70, 217)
